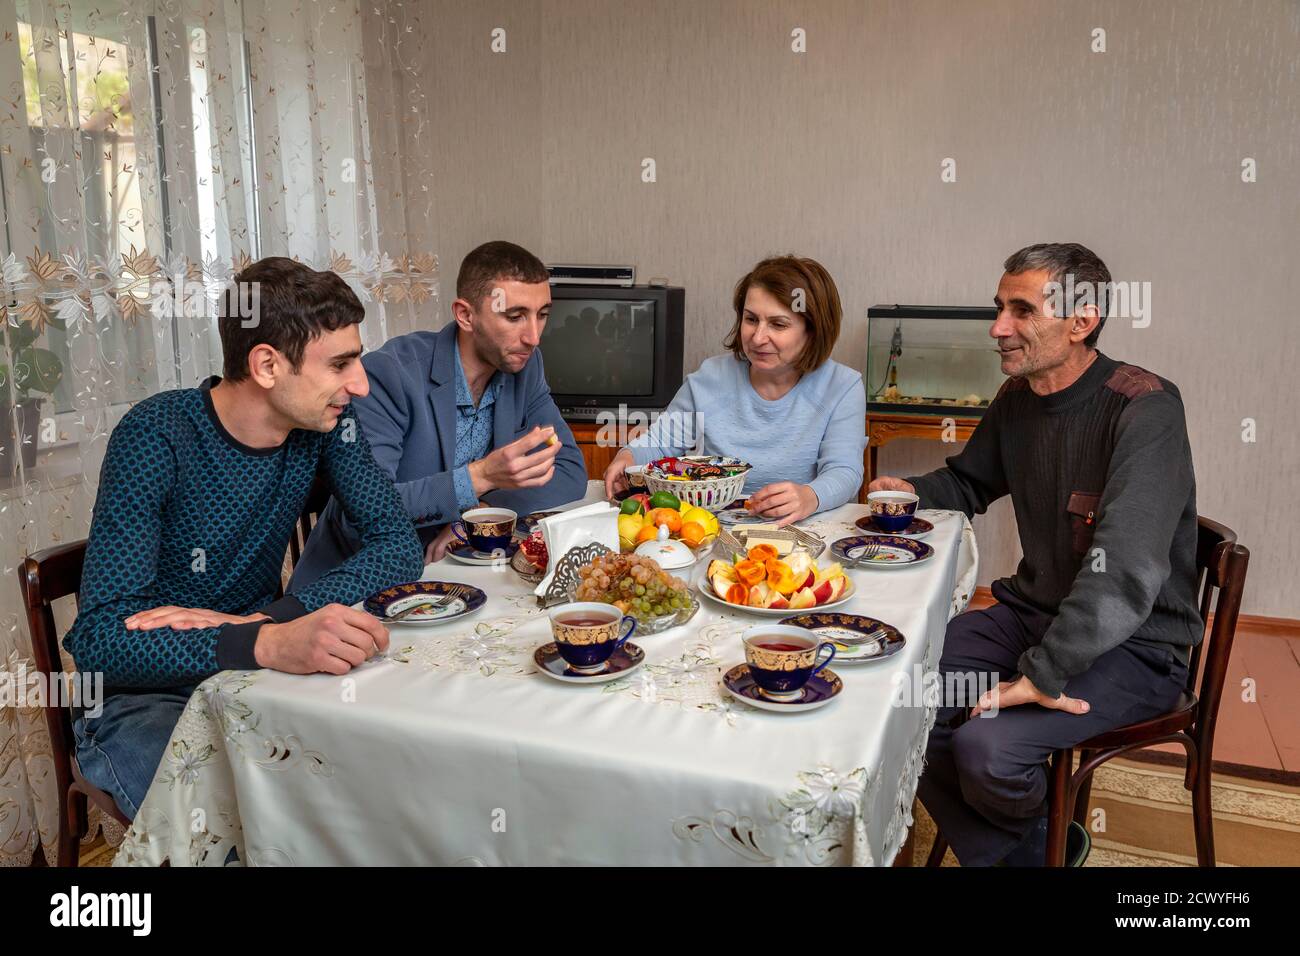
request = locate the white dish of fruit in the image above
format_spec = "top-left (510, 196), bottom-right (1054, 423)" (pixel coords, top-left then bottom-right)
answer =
top-left (695, 544), bottom-right (855, 616)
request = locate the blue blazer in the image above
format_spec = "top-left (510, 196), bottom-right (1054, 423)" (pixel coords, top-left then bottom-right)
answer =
top-left (290, 322), bottom-right (588, 589)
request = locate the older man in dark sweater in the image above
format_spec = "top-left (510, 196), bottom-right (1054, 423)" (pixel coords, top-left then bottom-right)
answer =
top-left (871, 243), bottom-right (1199, 866)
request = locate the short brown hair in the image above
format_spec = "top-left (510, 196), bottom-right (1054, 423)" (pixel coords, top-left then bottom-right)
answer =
top-left (725, 255), bottom-right (842, 373)
top-left (456, 240), bottom-right (549, 308)
top-left (218, 257), bottom-right (364, 381)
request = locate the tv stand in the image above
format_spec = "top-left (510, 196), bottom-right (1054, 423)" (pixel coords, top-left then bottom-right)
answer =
top-left (563, 414), bottom-right (649, 479)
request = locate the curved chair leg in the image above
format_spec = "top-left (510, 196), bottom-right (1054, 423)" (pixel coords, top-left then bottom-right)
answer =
top-left (1045, 748), bottom-right (1073, 866)
top-left (1072, 749), bottom-right (1095, 830)
top-left (1191, 755), bottom-right (1216, 867)
top-left (59, 787), bottom-right (87, 867)
top-left (925, 832), bottom-right (950, 867)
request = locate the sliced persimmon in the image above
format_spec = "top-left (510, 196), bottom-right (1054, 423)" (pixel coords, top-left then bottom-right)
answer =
top-left (747, 544), bottom-right (779, 563)
top-left (725, 583), bottom-right (749, 606)
top-left (735, 560), bottom-right (766, 587)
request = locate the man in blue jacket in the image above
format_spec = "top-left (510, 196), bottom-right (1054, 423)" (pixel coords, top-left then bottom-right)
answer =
top-left (293, 241), bottom-right (588, 584)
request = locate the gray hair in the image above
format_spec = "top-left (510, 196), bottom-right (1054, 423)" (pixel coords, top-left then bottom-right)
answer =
top-left (1003, 242), bottom-right (1112, 347)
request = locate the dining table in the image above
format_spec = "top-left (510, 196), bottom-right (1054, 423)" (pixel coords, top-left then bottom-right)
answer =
top-left (114, 482), bottom-right (977, 866)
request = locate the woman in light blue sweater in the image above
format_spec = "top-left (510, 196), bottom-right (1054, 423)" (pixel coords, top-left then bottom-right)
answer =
top-left (604, 255), bottom-right (866, 525)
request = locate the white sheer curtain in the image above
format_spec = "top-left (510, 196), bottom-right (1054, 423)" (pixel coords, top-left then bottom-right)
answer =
top-left (0, 0), bottom-right (437, 866)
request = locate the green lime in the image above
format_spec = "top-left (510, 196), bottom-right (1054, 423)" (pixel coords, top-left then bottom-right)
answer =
top-left (648, 490), bottom-right (681, 511)
top-left (619, 498), bottom-right (644, 516)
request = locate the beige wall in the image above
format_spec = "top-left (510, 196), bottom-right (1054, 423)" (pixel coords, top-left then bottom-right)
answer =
top-left (422, 0), bottom-right (1300, 617)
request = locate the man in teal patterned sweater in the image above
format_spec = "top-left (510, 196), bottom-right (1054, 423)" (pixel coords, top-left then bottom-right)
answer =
top-left (63, 257), bottom-right (423, 819)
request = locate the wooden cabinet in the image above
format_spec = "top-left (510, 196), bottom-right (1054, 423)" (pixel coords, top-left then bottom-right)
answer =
top-left (566, 421), bottom-right (645, 480)
top-left (861, 411), bottom-right (980, 501)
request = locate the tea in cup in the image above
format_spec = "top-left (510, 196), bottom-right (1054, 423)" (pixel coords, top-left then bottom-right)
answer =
top-left (867, 490), bottom-right (919, 533)
top-left (549, 602), bottom-right (637, 674)
top-left (743, 625), bottom-right (836, 701)
top-left (452, 507), bottom-right (518, 553)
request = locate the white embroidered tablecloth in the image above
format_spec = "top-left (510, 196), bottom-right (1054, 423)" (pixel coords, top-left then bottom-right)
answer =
top-left (115, 485), bottom-right (977, 866)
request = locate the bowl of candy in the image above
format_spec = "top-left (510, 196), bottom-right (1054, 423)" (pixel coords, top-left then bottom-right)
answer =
top-left (642, 455), bottom-right (750, 511)
top-left (573, 551), bottom-right (700, 634)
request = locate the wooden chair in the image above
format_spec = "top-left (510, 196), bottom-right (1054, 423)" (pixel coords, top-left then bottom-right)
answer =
top-left (925, 516), bottom-right (1249, 867)
top-left (18, 541), bottom-right (130, 867)
top-left (286, 474), bottom-right (333, 570)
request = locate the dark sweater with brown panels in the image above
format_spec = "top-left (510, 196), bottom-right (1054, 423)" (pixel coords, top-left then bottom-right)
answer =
top-left (907, 351), bottom-right (1201, 697)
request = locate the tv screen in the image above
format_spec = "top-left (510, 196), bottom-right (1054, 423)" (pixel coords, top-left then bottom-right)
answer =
top-left (540, 296), bottom-right (659, 397)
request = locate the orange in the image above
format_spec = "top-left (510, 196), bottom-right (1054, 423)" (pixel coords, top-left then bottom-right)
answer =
top-left (635, 525), bottom-right (660, 544)
top-left (648, 508), bottom-right (682, 534)
top-left (748, 544), bottom-right (778, 563)
top-left (679, 521), bottom-right (706, 548)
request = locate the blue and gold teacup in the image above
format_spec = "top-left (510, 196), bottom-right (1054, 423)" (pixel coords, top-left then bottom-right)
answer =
top-left (452, 507), bottom-right (518, 553)
top-left (549, 602), bottom-right (637, 674)
top-left (743, 625), bottom-right (836, 701)
top-left (867, 491), bottom-right (919, 533)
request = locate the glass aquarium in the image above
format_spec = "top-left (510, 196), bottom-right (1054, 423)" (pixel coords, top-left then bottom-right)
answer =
top-left (864, 305), bottom-right (1003, 417)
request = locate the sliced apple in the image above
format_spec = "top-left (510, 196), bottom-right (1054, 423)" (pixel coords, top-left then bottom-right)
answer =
top-left (707, 559), bottom-right (737, 582)
top-left (712, 573), bottom-right (735, 599)
top-left (789, 587), bottom-right (816, 610)
top-left (826, 577), bottom-right (848, 602)
top-left (749, 581), bottom-right (772, 607)
top-left (812, 580), bottom-right (834, 604)
top-left (767, 594), bottom-right (790, 610)
top-left (814, 562), bottom-right (844, 586)
top-left (786, 551), bottom-right (813, 581)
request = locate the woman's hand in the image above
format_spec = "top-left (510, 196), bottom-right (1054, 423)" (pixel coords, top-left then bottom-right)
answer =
top-left (603, 448), bottom-right (636, 500)
top-left (747, 482), bottom-right (819, 527)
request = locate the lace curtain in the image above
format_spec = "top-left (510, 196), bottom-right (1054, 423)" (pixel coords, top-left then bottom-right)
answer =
top-left (0, 0), bottom-right (438, 866)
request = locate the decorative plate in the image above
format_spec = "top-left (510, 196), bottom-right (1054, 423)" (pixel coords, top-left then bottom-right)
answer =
top-left (533, 642), bottom-right (646, 684)
top-left (696, 576), bottom-right (857, 617)
top-left (854, 514), bottom-right (935, 539)
top-left (447, 540), bottom-right (520, 566)
top-left (830, 535), bottom-right (934, 569)
top-left (363, 581), bottom-right (487, 626)
top-left (780, 612), bottom-right (906, 664)
top-left (721, 663), bottom-right (843, 712)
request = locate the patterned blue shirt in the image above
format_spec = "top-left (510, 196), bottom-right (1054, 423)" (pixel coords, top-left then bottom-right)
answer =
top-left (451, 345), bottom-right (503, 512)
top-left (63, 378), bottom-right (423, 691)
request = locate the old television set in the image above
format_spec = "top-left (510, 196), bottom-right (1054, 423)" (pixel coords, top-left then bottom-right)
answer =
top-left (540, 285), bottom-right (685, 419)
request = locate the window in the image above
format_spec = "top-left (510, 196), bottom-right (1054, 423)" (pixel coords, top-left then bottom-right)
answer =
top-left (3, 1), bottom-right (258, 415)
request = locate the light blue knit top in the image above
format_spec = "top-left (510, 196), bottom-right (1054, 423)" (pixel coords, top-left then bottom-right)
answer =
top-left (625, 355), bottom-right (866, 513)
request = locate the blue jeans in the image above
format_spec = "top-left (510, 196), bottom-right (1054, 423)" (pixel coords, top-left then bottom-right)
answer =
top-left (72, 686), bottom-right (196, 820)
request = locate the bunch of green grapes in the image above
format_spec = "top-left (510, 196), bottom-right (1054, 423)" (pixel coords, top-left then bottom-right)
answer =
top-left (575, 553), bottom-right (689, 621)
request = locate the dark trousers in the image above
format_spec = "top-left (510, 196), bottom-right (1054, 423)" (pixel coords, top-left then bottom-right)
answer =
top-left (917, 581), bottom-right (1188, 866)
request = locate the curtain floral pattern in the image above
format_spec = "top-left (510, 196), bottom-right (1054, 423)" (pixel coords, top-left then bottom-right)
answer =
top-left (0, 0), bottom-right (437, 866)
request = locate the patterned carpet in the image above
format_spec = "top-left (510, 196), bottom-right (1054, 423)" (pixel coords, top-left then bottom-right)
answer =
top-left (910, 758), bottom-right (1300, 866)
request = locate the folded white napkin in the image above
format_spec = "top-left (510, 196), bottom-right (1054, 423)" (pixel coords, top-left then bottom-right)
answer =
top-left (534, 502), bottom-right (620, 597)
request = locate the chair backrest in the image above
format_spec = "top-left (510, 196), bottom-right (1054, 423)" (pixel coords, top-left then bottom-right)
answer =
top-left (1188, 516), bottom-right (1250, 760)
top-left (287, 474), bottom-right (333, 570)
top-left (17, 540), bottom-right (88, 816)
